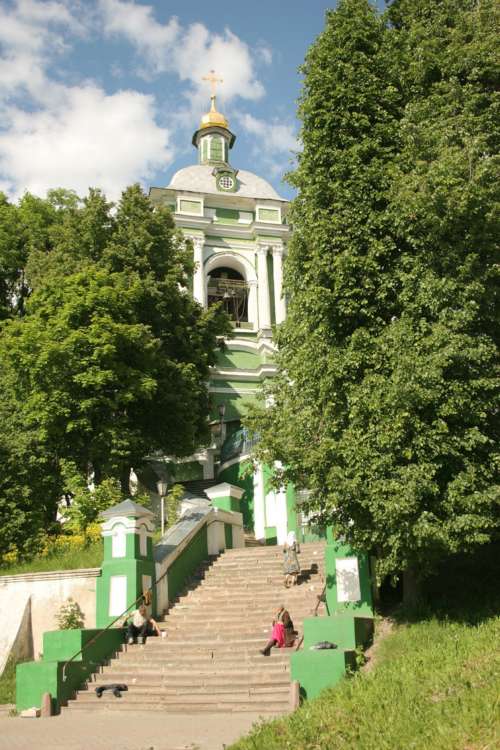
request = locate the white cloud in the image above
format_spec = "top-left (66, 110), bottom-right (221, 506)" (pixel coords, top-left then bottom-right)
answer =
top-left (236, 112), bottom-right (297, 178)
top-left (98, 0), bottom-right (267, 105)
top-left (0, 0), bottom-right (172, 199)
top-left (237, 113), bottom-right (297, 153)
top-left (0, 86), bottom-right (171, 200)
top-left (99, 0), bottom-right (179, 73)
top-left (0, 0), bottom-right (278, 200)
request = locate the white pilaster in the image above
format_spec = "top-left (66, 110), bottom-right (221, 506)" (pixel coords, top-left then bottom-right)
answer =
top-left (256, 245), bottom-right (272, 331)
top-left (274, 461), bottom-right (288, 544)
top-left (272, 246), bottom-right (286, 324)
top-left (253, 464), bottom-right (266, 541)
top-left (188, 235), bottom-right (206, 307)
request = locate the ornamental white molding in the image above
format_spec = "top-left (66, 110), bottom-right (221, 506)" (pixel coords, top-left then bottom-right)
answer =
top-left (210, 386), bottom-right (260, 395)
top-left (185, 234), bottom-right (204, 250)
top-left (229, 337), bottom-right (276, 355)
top-left (101, 515), bottom-right (155, 537)
top-left (205, 483), bottom-right (245, 501)
top-left (210, 364), bottom-right (278, 381)
top-left (257, 240), bottom-right (284, 253)
top-left (204, 250), bottom-right (257, 283)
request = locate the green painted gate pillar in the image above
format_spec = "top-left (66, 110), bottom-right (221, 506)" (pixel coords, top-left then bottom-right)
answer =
top-left (324, 526), bottom-right (373, 616)
top-left (96, 499), bottom-right (156, 628)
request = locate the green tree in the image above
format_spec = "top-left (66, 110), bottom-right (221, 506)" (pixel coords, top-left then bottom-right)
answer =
top-left (0, 185), bottom-right (229, 553)
top-left (0, 193), bottom-right (26, 320)
top-left (248, 0), bottom-right (499, 596)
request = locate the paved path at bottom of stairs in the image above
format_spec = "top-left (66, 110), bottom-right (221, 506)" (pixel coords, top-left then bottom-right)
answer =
top-left (0, 710), bottom-right (269, 750)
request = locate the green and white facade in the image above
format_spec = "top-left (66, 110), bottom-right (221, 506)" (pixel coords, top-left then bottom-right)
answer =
top-left (149, 99), bottom-right (300, 545)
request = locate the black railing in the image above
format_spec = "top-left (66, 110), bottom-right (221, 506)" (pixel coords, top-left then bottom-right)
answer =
top-left (220, 427), bottom-right (259, 463)
top-left (61, 565), bottom-right (170, 682)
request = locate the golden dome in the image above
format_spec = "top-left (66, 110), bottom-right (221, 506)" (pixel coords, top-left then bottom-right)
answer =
top-left (200, 96), bottom-right (229, 130)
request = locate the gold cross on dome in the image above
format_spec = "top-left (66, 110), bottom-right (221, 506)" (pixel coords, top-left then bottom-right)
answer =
top-left (203, 70), bottom-right (223, 99)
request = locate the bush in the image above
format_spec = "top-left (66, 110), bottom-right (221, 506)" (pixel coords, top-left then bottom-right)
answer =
top-left (56, 598), bottom-right (85, 629)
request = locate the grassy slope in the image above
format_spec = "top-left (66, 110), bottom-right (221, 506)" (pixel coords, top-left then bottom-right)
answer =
top-left (230, 547), bottom-right (500, 750)
top-left (0, 542), bottom-right (103, 577)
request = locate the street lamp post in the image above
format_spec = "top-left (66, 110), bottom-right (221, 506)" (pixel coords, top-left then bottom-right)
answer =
top-left (218, 402), bottom-right (226, 446)
top-left (156, 478), bottom-right (168, 537)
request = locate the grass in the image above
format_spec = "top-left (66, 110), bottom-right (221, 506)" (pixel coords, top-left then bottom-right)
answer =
top-left (0, 542), bottom-right (103, 577)
top-left (230, 545), bottom-right (500, 750)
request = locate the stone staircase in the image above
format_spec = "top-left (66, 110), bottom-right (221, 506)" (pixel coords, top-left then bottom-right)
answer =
top-left (66, 541), bottom-right (326, 714)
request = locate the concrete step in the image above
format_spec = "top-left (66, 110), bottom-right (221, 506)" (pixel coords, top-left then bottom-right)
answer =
top-left (79, 684), bottom-right (290, 698)
top-left (163, 612), bottom-right (316, 625)
top-left (161, 622), bottom-right (311, 634)
top-left (96, 665), bottom-right (290, 679)
top-left (210, 554), bottom-right (324, 565)
top-left (92, 673), bottom-right (291, 688)
top-left (183, 583), bottom-right (324, 595)
top-left (63, 541), bottom-right (326, 717)
top-left (118, 638), bottom-right (293, 664)
top-left (113, 655), bottom-right (291, 668)
top-left (223, 543), bottom-right (325, 554)
top-left (66, 699), bottom-right (288, 714)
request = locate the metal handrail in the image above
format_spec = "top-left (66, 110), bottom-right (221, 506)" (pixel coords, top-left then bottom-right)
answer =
top-left (294, 584), bottom-right (327, 654)
top-left (312, 584), bottom-right (326, 617)
top-left (61, 565), bottom-right (170, 682)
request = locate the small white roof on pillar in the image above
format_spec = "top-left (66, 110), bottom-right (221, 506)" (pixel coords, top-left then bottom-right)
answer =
top-left (204, 483), bottom-right (244, 500)
top-left (100, 499), bottom-right (155, 520)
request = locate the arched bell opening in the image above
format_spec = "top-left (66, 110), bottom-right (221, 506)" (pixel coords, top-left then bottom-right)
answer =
top-left (207, 266), bottom-right (249, 325)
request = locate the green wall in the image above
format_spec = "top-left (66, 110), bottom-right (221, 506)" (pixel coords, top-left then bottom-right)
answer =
top-left (166, 525), bottom-right (208, 604)
top-left (325, 532), bottom-right (373, 617)
top-left (291, 649), bottom-right (355, 700)
top-left (218, 459), bottom-right (254, 529)
top-left (16, 628), bottom-right (123, 714)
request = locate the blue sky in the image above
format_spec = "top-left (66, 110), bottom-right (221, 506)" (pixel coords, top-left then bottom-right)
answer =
top-left (0, 0), bottom-right (385, 201)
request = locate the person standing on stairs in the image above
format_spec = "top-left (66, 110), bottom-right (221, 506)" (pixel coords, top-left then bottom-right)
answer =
top-left (283, 531), bottom-right (301, 588)
top-left (125, 603), bottom-right (161, 644)
top-left (260, 605), bottom-right (296, 655)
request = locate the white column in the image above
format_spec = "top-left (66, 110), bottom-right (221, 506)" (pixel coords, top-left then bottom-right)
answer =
top-left (272, 246), bottom-right (286, 324)
top-left (189, 235), bottom-right (206, 307)
top-left (253, 464), bottom-right (266, 541)
top-left (256, 245), bottom-right (272, 331)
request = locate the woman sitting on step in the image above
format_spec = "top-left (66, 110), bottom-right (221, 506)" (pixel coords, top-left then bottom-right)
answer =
top-left (260, 606), bottom-right (296, 655)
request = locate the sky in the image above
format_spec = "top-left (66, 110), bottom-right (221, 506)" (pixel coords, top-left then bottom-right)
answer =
top-left (0, 0), bottom-right (385, 202)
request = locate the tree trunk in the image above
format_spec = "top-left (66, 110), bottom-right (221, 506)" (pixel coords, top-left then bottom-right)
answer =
top-left (403, 565), bottom-right (420, 608)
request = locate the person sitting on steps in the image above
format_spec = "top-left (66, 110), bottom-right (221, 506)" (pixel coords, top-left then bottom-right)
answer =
top-left (260, 605), bottom-right (296, 655)
top-left (125, 603), bottom-right (161, 645)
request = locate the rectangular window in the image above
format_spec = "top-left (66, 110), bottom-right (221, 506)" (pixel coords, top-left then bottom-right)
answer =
top-left (215, 207), bottom-right (239, 224)
top-left (256, 206), bottom-right (281, 223)
top-left (111, 525), bottom-right (126, 558)
top-left (178, 198), bottom-right (203, 216)
top-left (109, 575), bottom-right (127, 616)
top-left (210, 137), bottom-right (223, 161)
top-left (139, 526), bottom-right (147, 556)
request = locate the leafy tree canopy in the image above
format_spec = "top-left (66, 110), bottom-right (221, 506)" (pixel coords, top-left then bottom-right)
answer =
top-left (248, 0), bottom-right (499, 583)
top-left (0, 185), bottom-right (229, 556)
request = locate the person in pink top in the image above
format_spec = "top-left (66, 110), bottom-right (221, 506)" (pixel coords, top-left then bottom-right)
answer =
top-left (260, 606), bottom-right (296, 655)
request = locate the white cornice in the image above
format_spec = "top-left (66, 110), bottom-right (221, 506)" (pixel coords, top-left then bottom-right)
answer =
top-left (210, 386), bottom-right (260, 395)
top-left (226, 337), bottom-right (276, 354)
top-left (210, 364), bottom-right (278, 381)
